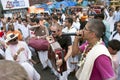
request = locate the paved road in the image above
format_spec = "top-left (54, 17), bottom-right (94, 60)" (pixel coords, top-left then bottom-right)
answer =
top-left (33, 55), bottom-right (77, 80)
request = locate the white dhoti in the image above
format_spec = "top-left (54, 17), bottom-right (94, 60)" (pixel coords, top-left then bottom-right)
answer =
top-left (67, 56), bottom-right (79, 74)
top-left (0, 49), bottom-right (5, 57)
top-left (20, 62), bottom-right (40, 80)
top-left (38, 51), bottom-right (48, 68)
top-left (59, 71), bottom-right (69, 80)
top-left (38, 51), bottom-right (53, 69)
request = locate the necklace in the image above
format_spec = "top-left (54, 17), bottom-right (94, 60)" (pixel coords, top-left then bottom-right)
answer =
top-left (77, 39), bottom-right (103, 67)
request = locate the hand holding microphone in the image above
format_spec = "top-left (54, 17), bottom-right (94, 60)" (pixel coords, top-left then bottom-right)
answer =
top-left (75, 30), bottom-right (84, 40)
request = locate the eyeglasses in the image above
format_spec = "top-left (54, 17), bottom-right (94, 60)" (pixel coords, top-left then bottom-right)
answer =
top-left (83, 27), bottom-right (95, 33)
top-left (50, 30), bottom-right (56, 34)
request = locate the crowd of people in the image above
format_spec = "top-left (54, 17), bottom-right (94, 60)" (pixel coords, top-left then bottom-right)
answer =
top-left (0, 4), bottom-right (120, 80)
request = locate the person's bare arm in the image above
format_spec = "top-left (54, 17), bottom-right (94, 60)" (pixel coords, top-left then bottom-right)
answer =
top-left (64, 45), bottom-right (72, 62)
top-left (72, 36), bottom-right (82, 56)
top-left (72, 30), bottom-right (84, 56)
top-left (14, 47), bottom-right (24, 60)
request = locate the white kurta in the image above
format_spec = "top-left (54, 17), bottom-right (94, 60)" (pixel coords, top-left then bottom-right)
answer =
top-left (109, 31), bottom-right (120, 41)
top-left (5, 41), bottom-right (40, 80)
top-left (62, 26), bottom-right (78, 80)
top-left (20, 24), bottom-right (30, 40)
top-left (5, 41), bottom-right (32, 62)
top-left (21, 62), bottom-right (40, 80)
top-left (106, 16), bottom-right (116, 32)
top-left (62, 26), bottom-right (77, 43)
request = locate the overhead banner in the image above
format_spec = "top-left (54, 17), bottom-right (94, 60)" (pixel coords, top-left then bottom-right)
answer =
top-left (1, 0), bottom-right (30, 10)
top-left (28, 6), bottom-right (45, 14)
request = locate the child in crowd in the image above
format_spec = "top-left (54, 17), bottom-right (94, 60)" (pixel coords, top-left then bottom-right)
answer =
top-left (108, 39), bottom-right (120, 79)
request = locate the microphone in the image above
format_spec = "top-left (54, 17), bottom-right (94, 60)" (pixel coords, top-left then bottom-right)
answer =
top-left (62, 33), bottom-right (81, 36)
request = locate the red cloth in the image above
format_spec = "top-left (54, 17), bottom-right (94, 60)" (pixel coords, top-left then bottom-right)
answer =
top-left (28, 38), bottom-right (49, 51)
top-left (0, 31), bottom-right (4, 37)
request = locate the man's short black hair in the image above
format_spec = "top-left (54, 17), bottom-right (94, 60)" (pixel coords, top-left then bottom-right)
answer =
top-left (52, 15), bottom-right (58, 21)
top-left (65, 17), bottom-right (73, 25)
top-left (22, 18), bottom-right (27, 22)
top-left (31, 18), bottom-right (39, 24)
top-left (108, 39), bottom-right (120, 51)
top-left (7, 17), bottom-right (11, 21)
top-left (94, 13), bottom-right (104, 20)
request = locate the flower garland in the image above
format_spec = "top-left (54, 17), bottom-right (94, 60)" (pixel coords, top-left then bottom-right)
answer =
top-left (77, 39), bottom-right (103, 67)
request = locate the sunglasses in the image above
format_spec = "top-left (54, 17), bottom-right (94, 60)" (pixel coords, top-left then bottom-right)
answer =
top-left (50, 30), bottom-right (57, 34)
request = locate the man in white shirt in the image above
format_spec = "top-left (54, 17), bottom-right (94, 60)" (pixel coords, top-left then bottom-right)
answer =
top-left (72, 15), bottom-right (81, 30)
top-left (0, 17), bottom-right (3, 28)
top-left (21, 19), bottom-right (31, 41)
top-left (113, 7), bottom-right (120, 22)
top-left (109, 21), bottom-right (120, 41)
top-left (62, 17), bottom-right (78, 77)
top-left (5, 33), bottom-right (40, 80)
top-left (106, 11), bottom-right (116, 33)
top-left (62, 17), bottom-right (77, 43)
